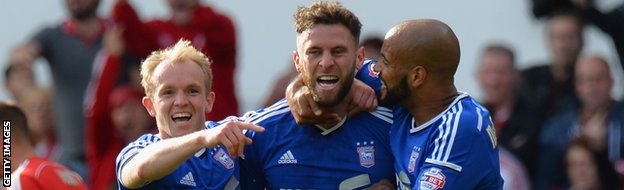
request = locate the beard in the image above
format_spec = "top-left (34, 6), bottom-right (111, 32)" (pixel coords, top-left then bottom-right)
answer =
top-left (380, 76), bottom-right (410, 106)
top-left (302, 70), bottom-right (354, 107)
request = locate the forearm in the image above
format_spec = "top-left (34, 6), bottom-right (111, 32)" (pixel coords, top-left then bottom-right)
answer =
top-left (120, 130), bottom-right (206, 188)
top-left (9, 42), bottom-right (41, 66)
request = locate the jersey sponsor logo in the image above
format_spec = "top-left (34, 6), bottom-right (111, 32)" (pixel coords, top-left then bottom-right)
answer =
top-left (278, 150), bottom-right (297, 164)
top-left (213, 148), bottom-right (235, 169)
top-left (356, 141), bottom-right (375, 168)
top-left (368, 62), bottom-right (380, 77)
top-left (408, 146), bottom-right (421, 173)
top-left (419, 168), bottom-right (446, 190)
top-left (179, 172), bottom-right (197, 187)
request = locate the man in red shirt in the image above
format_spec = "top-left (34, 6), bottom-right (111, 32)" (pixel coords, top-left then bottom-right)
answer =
top-left (112, 0), bottom-right (239, 121)
top-left (1, 102), bottom-right (88, 190)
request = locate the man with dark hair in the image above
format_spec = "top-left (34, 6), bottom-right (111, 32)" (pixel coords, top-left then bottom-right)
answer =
top-left (0, 102), bottom-right (88, 190)
top-left (9, 0), bottom-right (109, 176)
top-left (519, 10), bottom-right (583, 125)
top-left (288, 19), bottom-right (504, 189)
top-left (361, 36), bottom-right (384, 61)
top-left (367, 19), bottom-right (503, 189)
top-left (476, 43), bottom-right (536, 188)
top-left (476, 44), bottom-right (540, 177)
top-left (235, 1), bottom-right (395, 189)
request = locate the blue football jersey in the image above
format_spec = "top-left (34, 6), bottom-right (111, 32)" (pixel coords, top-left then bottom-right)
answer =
top-left (357, 60), bottom-right (504, 190)
top-left (115, 123), bottom-right (240, 190)
top-left (226, 100), bottom-right (395, 189)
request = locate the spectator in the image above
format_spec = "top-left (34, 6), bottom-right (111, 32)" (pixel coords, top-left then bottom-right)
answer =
top-left (538, 55), bottom-right (624, 189)
top-left (19, 88), bottom-right (58, 160)
top-left (566, 137), bottom-right (622, 190)
top-left (1, 102), bottom-right (88, 190)
top-left (3, 64), bottom-right (35, 103)
top-left (88, 84), bottom-right (154, 190)
top-left (109, 85), bottom-right (154, 144)
top-left (475, 44), bottom-right (540, 180)
top-left (84, 25), bottom-right (154, 189)
top-left (532, 0), bottom-right (624, 68)
top-left (112, 0), bottom-right (239, 121)
top-left (360, 36), bottom-right (383, 61)
top-left (9, 0), bottom-right (110, 178)
top-left (518, 9), bottom-right (583, 135)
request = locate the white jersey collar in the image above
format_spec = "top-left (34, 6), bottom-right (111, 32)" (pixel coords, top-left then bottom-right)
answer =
top-left (410, 92), bottom-right (468, 134)
top-left (315, 115), bottom-right (348, 135)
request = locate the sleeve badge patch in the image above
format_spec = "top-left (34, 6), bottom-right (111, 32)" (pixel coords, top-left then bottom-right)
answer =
top-left (419, 167), bottom-right (446, 190)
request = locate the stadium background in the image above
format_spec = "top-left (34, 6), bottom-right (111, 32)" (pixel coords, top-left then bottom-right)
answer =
top-left (0, 0), bottom-right (621, 112)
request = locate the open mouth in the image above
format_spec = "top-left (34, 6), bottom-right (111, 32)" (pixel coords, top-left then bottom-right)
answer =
top-left (317, 76), bottom-right (339, 88)
top-left (172, 112), bottom-right (192, 124)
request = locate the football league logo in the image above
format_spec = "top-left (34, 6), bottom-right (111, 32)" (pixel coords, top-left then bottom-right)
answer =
top-left (419, 168), bottom-right (446, 190)
top-left (356, 141), bottom-right (375, 168)
top-left (368, 63), bottom-right (380, 77)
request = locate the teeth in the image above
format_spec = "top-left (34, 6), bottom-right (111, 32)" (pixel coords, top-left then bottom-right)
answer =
top-left (172, 113), bottom-right (192, 123)
top-left (318, 76), bottom-right (338, 81)
top-left (173, 113), bottom-right (191, 118)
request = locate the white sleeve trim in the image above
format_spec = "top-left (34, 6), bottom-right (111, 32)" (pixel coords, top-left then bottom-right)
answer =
top-left (425, 158), bottom-right (462, 172)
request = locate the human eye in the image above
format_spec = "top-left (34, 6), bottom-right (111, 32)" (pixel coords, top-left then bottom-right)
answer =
top-left (159, 89), bottom-right (174, 97)
top-left (188, 88), bottom-right (200, 96)
top-left (307, 49), bottom-right (321, 57)
top-left (331, 48), bottom-right (347, 57)
top-left (380, 54), bottom-right (390, 66)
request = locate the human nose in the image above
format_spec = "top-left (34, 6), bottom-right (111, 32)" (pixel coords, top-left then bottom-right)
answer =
top-left (173, 91), bottom-right (189, 107)
top-left (318, 53), bottom-right (335, 68)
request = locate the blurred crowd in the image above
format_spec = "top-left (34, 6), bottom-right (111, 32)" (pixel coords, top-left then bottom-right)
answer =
top-left (2, 0), bottom-right (624, 189)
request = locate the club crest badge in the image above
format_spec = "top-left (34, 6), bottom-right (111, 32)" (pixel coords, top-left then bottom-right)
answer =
top-left (213, 148), bottom-right (235, 169)
top-left (407, 146), bottom-right (421, 173)
top-left (357, 141), bottom-right (375, 168)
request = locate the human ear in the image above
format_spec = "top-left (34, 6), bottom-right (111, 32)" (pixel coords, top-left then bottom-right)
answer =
top-left (205, 92), bottom-right (216, 114)
top-left (408, 66), bottom-right (427, 88)
top-left (293, 50), bottom-right (302, 73)
top-left (356, 47), bottom-right (365, 70)
top-left (142, 96), bottom-right (156, 117)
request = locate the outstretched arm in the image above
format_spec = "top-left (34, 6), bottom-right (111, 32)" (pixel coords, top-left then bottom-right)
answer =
top-left (118, 121), bottom-right (264, 189)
